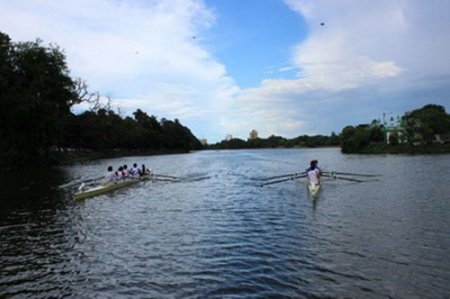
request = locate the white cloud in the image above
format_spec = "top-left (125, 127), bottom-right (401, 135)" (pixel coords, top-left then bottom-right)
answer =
top-left (2, 0), bottom-right (450, 143)
top-left (221, 0), bottom-right (450, 141)
top-left (0, 0), bottom-right (239, 140)
top-left (285, 0), bottom-right (450, 79)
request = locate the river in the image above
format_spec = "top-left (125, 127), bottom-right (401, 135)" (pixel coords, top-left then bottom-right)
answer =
top-left (1, 148), bottom-right (449, 298)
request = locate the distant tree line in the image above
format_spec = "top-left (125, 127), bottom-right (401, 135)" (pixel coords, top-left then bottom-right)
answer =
top-left (62, 109), bottom-right (202, 152)
top-left (0, 32), bottom-right (201, 169)
top-left (340, 123), bottom-right (384, 153)
top-left (341, 104), bottom-right (450, 153)
top-left (208, 133), bottom-right (341, 149)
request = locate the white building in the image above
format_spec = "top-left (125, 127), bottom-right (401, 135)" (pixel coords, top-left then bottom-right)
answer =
top-left (381, 115), bottom-right (406, 144)
top-left (249, 130), bottom-right (258, 140)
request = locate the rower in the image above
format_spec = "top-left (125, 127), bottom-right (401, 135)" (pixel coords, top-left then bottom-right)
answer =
top-left (307, 160), bottom-right (321, 185)
top-left (123, 164), bottom-right (132, 178)
top-left (115, 166), bottom-right (126, 180)
top-left (104, 166), bottom-right (117, 184)
top-left (141, 164), bottom-right (151, 176)
top-left (129, 163), bottom-right (140, 178)
top-left (307, 159), bottom-right (321, 173)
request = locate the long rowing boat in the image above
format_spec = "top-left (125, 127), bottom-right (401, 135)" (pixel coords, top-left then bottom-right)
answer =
top-left (74, 175), bottom-right (149, 200)
top-left (307, 180), bottom-right (321, 197)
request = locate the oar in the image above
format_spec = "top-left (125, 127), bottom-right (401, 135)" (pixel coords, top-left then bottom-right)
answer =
top-left (58, 179), bottom-right (82, 189)
top-left (57, 175), bottom-right (104, 188)
top-left (322, 174), bottom-right (365, 183)
top-left (151, 178), bottom-right (181, 182)
top-left (260, 174), bottom-right (307, 187)
top-left (259, 172), bottom-right (306, 181)
top-left (324, 171), bottom-right (380, 177)
top-left (152, 174), bottom-right (180, 180)
top-left (83, 176), bottom-right (106, 184)
top-left (182, 176), bottom-right (211, 182)
top-left (150, 174), bottom-right (210, 183)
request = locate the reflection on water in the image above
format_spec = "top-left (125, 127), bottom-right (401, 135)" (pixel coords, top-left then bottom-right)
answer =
top-left (1, 149), bottom-right (450, 298)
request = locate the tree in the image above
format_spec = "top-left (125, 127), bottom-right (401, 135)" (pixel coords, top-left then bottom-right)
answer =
top-left (0, 33), bottom-right (13, 96)
top-left (0, 32), bottom-right (205, 169)
top-left (341, 126), bottom-right (357, 153)
top-left (133, 109), bottom-right (163, 149)
top-left (327, 131), bottom-right (341, 146)
top-left (161, 118), bottom-right (202, 150)
top-left (404, 104), bottom-right (450, 144)
top-left (72, 78), bottom-right (111, 110)
top-left (0, 32), bottom-right (77, 167)
top-left (340, 125), bottom-right (376, 153)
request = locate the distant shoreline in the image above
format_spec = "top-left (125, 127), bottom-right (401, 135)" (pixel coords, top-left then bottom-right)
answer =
top-left (207, 144), bottom-right (450, 155)
top-left (342, 143), bottom-right (450, 155)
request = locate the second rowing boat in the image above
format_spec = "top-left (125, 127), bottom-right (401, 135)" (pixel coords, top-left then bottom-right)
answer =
top-left (74, 175), bottom-right (149, 200)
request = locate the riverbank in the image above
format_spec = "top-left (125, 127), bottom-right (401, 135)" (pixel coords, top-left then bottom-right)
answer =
top-left (343, 143), bottom-right (450, 155)
top-left (0, 148), bottom-right (199, 171)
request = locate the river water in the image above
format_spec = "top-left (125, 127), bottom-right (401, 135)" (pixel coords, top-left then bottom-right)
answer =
top-left (1, 148), bottom-right (449, 298)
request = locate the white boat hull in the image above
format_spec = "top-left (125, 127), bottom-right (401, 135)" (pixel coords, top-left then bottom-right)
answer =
top-left (74, 175), bottom-right (150, 200)
top-left (308, 181), bottom-right (321, 197)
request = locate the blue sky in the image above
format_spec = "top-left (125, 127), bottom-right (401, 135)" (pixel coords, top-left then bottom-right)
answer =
top-left (204, 0), bottom-right (307, 88)
top-left (1, 0), bottom-right (450, 143)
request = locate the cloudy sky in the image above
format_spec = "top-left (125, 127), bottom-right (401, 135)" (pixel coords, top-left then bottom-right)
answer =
top-left (1, 0), bottom-right (449, 143)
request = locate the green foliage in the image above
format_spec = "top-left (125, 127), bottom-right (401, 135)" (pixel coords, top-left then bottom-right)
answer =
top-left (341, 125), bottom-right (384, 153)
top-left (340, 104), bottom-right (450, 154)
top-left (404, 104), bottom-right (450, 144)
top-left (209, 138), bottom-right (247, 149)
top-left (0, 33), bottom-right (76, 167)
top-left (208, 133), bottom-right (341, 150)
top-left (0, 32), bottom-right (202, 169)
top-left (61, 109), bottom-right (202, 152)
top-left (388, 132), bottom-right (399, 146)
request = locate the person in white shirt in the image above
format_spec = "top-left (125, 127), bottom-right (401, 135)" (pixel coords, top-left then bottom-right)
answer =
top-left (130, 163), bottom-right (141, 178)
top-left (123, 165), bottom-right (132, 178)
top-left (307, 159), bottom-right (321, 172)
top-left (104, 166), bottom-right (117, 184)
top-left (115, 166), bottom-right (126, 180)
top-left (307, 160), bottom-right (321, 185)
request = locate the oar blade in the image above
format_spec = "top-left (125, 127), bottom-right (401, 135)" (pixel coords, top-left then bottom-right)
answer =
top-left (322, 174), bottom-right (367, 183)
top-left (57, 175), bottom-right (104, 189)
top-left (260, 174), bottom-right (307, 187)
top-left (153, 173), bottom-right (180, 179)
top-left (57, 180), bottom-right (81, 189)
top-left (324, 171), bottom-right (380, 177)
top-left (259, 172), bottom-right (306, 181)
top-left (151, 178), bottom-right (181, 182)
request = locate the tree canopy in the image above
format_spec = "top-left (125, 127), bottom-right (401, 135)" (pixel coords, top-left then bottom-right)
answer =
top-left (403, 104), bottom-right (450, 144)
top-left (62, 108), bottom-right (202, 152)
top-left (0, 32), bottom-right (201, 169)
top-left (340, 104), bottom-right (450, 153)
top-left (208, 133), bottom-right (340, 150)
top-left (0, 32), bottom-right (76, 167)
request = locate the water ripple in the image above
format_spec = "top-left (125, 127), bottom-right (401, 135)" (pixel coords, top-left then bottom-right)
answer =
top-left (1, 149), bottom-right (450, 298)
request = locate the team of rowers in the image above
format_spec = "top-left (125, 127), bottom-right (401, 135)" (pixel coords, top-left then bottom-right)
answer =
top-left (103, 160), bottom-right (321, 185)
top-left (104, 163), bottom-right (151, 184)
